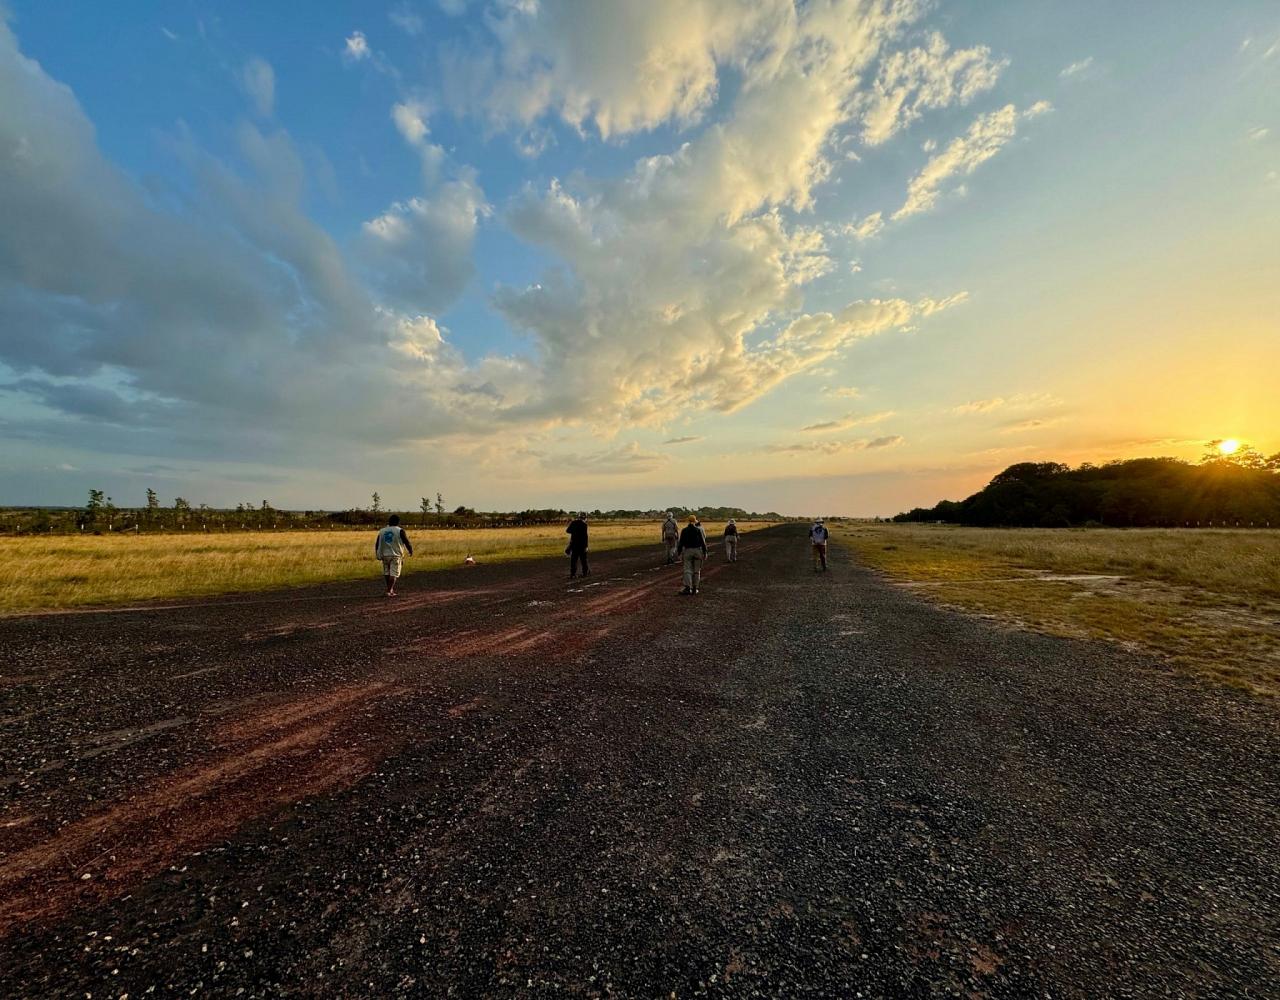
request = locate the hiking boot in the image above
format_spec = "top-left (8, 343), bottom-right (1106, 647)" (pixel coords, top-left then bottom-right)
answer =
top-left (679, 587), bottom-right (692, 595)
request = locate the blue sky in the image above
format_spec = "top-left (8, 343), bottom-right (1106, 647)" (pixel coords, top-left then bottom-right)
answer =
top-left (1, 1), bottom-right (1277, 515)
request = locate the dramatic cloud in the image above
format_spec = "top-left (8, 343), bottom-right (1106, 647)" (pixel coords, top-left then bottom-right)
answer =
top-left (0, 3), bottom-right (1042, 485)
top-left (442, 0), bottom-right (800, 140)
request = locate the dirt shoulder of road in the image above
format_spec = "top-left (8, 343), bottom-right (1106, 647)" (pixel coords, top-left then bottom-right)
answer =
top-left (837, 523), bottom-right (1280, 697)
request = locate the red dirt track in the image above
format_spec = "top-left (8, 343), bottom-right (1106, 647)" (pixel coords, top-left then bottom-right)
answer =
top-left (0, 538), bottom-right (749, 935)
top-left (1, 525), bottom-right (1277, 998)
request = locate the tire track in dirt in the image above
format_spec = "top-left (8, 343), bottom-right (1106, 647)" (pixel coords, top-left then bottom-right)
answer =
top-left (0, 539), bottom-right (718, 936)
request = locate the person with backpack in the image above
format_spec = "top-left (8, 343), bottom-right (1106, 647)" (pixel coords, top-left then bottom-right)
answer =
top-left (810, 517), bottom-right (830, 572)
top-left (661, 512), bottom-right (680, 564)
top-left (374, 514), bottom-right (414, 596)
top-left (677, 514), bottom-right (708, 595)
top-left (565, 512), bottom-right (590, 579)
top-left (723, 518), bottom-right (740, 562)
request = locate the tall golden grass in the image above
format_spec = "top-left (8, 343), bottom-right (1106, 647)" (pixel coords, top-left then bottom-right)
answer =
top-left (840, 524), bottom-right (1280, 695)
top-left (0, 521), bottom-right (765, 613)
top-left (852, 524), bottom-right (1280, 600)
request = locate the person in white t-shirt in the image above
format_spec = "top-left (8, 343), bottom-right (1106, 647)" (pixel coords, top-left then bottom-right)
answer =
top-left (374, 515), bottom-right (414, 596)
top-left (809, 518), bottom-right (830, 572)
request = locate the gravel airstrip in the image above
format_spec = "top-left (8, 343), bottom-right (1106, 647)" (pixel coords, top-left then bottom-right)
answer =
top-left (1, 524), bottom-right (1276, 997)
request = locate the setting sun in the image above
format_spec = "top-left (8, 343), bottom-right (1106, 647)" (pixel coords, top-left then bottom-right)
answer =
top-left (1218, 438), bottom-right (1241, 456)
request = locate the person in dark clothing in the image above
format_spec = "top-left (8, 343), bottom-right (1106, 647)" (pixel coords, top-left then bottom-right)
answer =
top-left (374, 514), bottom-right (414, 596)
top-left (565, 512), bottom-right (590, 578)
top-left (676, 515), bottom-right (708, 594)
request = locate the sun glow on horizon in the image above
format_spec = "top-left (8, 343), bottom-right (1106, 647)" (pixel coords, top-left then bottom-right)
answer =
top-left (1217, 438), bottom-right (1241, 456)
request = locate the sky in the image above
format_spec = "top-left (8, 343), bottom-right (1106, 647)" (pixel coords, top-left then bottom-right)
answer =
top-left (1, 1), bottom-right (1277, 516)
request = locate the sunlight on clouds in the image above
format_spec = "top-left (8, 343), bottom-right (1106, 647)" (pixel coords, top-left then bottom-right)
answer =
top-left (893, 103), bottom-right (1050, 220)
top-left (0, 2), bottom-right (1053, 488)
top-left (860, 32), bottom-right (1006, 145)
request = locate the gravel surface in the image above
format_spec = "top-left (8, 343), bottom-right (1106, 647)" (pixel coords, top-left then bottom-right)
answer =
top-left (1, 524), bottom-right (1277, 998)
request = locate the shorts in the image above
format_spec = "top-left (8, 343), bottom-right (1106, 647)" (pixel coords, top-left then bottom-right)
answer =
top-left (381, 557), bottom-right (403, 579)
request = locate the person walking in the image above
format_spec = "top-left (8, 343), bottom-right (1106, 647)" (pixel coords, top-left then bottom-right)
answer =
top-left (374, 514), bottom-right (413, 596)
top-left (677, 514), bottom-right (708, 595)
top-left (723, 518), bottom-right (740, 562)
top-left (566, 512), bottom-right (590, 579)
top-left (810, 517), bottom-right (830, 572)
top-left (661, 512), bottom-right (680, 564)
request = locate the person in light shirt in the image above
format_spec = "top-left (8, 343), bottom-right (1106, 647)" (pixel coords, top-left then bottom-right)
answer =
top-left (374, 514), bottom-right (414, 596)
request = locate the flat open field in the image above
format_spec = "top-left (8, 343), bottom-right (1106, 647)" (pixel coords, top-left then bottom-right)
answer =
top-left (0, 521), bottom-right (764, 614)
top-left (1, 525), bottom-right (1276, 997)
top-left (841, 524), bottom-right (1280, 696)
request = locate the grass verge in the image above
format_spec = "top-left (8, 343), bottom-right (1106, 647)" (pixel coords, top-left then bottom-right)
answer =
top-left (0, 521), bottom-right (766, 614)
top-left (838, 524), bottom-right (1280, 697)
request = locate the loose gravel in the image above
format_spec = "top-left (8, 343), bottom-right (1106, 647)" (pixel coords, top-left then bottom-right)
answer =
top-left (0, 525), bottom-right (1276, 998)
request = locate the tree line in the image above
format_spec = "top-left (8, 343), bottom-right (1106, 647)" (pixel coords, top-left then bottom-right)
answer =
top-left (2, 490), bottom-right (782, 535)
top-left (893, 443), bottom-right (1280, 528)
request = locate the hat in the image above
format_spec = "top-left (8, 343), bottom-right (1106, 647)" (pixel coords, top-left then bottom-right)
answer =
top-left (687, 514), bottom-right (697, 524)
top-left (728, 518), bottom-right (736, 524)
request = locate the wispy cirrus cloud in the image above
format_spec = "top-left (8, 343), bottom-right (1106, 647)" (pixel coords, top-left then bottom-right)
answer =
top-left (999, 416), bottom-right (1065, 434)
top-left (950, 392), bottom-right (1060, 415)
top-left (663, 436), bottom-right (703, 445)
top-left (761, 434), bottom-right (903, 455)
top-left (801, 410), bottom-right (895, 432)
top-left (1059, 56), bottom-right (1093, 79)
top-left (893, 102), bottom-right (1052, 220)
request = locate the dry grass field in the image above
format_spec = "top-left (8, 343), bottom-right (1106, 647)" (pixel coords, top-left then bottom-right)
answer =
top-left (838, 524), bottom-right (1280, 696)
top-left (0, 521), bottom-right (765, 614)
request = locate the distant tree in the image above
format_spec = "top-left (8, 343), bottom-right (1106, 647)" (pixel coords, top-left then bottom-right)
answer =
top-left (895, 444), bottom-right (1279, 528)
top-left (435, 492), bottom-right (444, 515)
top-left (261, 499), bottom-right (272, 511)
top-left (420, 496), bottom-right (432, 525)
top-left (1202, 441), bottom-right (1270, 471)
top-left (173, 497), bottom-right (192, 512)
top-left (146, 488), bottom-right (159, 512)
top-left (87, 489), bottom-right (104, 513)
top-left (371, 492), bottom-right (382, 514)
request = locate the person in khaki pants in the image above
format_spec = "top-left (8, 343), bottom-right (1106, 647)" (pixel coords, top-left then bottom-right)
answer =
top-left (661, 512), bottom-right (680, 564)
top-left (722, 518), bottom-right (739, 562)
top-left (676, 515), bottom-right (708, 595)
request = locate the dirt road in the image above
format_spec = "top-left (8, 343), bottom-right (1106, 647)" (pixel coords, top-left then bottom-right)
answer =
top-left (1, 525), bottom-right (1277, 997)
